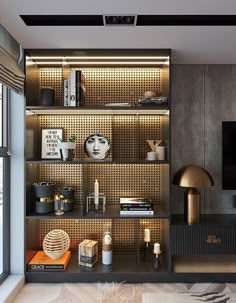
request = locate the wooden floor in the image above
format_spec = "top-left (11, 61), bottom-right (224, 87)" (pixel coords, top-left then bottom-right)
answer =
top-left (12, 283), bottom-right (236, 303)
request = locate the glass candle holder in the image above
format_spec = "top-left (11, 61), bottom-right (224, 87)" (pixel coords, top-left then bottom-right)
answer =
top-left (54, 194), bottom-right (64, 215)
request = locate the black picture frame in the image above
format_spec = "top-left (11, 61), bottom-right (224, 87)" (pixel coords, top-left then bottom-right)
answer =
top-left (41, 128), bottom-right (64, 160)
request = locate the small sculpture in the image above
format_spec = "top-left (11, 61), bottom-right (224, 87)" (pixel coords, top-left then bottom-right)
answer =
top-left (43, 229), bottom-right (70, 260)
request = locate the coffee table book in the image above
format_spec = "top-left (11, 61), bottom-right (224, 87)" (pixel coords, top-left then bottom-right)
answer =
top-left (28, 251), bottom-right (71, 271)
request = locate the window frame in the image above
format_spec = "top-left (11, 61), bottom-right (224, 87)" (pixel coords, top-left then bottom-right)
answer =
top-left (0, 83), bottom-right (10, 285)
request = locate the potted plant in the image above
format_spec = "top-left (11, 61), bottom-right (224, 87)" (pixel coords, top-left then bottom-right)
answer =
top-left (58, 135), bottom-right (77, 161)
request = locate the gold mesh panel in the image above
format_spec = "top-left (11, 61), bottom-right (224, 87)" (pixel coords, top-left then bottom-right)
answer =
top-left (112, 219), bottom-right (136, 253)
top-left (86, 164), bottom-right (161, 205)
top-left (40, 219), bottom-right (111, 251)
top-left (140, 115), bottom-right (161, 159)
top-left (39, 164), bottom-right (83, 204)
top-left (39, 115), bottom-right (112, 159)
top-left (39, 67), bottom-right (161, 106)
top-left (112, 115), bottom-right (138, 160)
top-left (39, 115), bottom-right (162, 161)
top-left (139, 219), bottom-right (161, 252)
top-left (40, 68), bottom-right (63, 105)
top-left (40, 218), bottom-right (136, 253)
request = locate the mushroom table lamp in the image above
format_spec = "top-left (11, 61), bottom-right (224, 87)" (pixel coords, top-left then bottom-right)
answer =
top-left (172, 165), bottom-right (214, 225)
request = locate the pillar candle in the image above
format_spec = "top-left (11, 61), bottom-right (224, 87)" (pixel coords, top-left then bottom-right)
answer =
top-left (154, 243), bottom-right (161, 254)
top-left (94, 179), bottom-right (99, 206)
top-left (144, 228), bottom-right (150, 242)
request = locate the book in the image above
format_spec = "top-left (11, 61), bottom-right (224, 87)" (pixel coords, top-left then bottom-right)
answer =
top-left (28, 251), bottom-right (71, 271)
top-left (120, 206), bottom-right (153, 211)
top-left (63, 79), bottom-right (69, 106)
top-left (120, 210), bottom-right (154, 215)
top-left (69, 70), bottom-right (86, 107)
top-left (120, 197), bottom-right (152, 204)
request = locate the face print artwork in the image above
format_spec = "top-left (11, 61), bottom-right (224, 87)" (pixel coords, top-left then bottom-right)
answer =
top-left (84, 133), bottom-right (111, 160)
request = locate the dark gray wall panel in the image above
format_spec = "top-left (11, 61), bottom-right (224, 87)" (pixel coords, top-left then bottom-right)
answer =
top-left (205, 65), bottom-right (236, 214)
top-left (171, 65), bottom-right (205, 213)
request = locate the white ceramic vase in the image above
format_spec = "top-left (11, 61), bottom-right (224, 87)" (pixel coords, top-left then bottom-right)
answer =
top-left (58, 142), bottom-right (76, 161)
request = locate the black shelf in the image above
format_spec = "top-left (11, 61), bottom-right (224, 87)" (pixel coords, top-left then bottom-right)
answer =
top-left (26, 205), bottom-right (169, 219)
top-left (26, 106), bottom-right (169, 115)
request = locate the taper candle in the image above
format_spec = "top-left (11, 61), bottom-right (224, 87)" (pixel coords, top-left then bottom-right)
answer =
top-left (94, 179), bottom-right (99, 206)
top-left (144, 228), bottom-right (150, 242)
top-left (154, 243), bottom-right (161, 254)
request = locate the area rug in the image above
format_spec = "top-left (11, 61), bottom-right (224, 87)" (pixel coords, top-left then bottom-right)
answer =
top-left (142, 292), bottom-right (234, 303)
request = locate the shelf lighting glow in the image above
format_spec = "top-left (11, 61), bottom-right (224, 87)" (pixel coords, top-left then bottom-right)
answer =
top-left (26, 56), bottom-right (169, 66)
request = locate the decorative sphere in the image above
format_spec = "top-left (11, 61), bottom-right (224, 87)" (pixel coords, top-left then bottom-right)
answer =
top-left (43, 229), bottom-right (70, 260)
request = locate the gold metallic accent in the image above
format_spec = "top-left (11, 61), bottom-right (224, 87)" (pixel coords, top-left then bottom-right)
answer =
top-left (63, 198), bottom-right (72, 203)
top-left (39, 197), bottom-right (53, 203)
top-left (173, 165), bottom-right (214, 225)
top-left (206, 235), bottom-right (222, 244)
top-left (172, 165), bottom-right (214, 188)
top-left (184, 188), bottom-right (200, 225)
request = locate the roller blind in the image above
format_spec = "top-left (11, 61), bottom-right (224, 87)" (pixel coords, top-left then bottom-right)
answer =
top-left (0, 25), bottom-right (25, 93)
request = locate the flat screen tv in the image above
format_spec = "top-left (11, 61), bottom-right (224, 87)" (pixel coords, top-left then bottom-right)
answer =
top-left (222, 121), bottom-right (236, 189)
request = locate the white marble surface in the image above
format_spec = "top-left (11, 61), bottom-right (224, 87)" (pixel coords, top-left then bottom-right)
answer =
top-left (12, 283), bottom-right (236, 303)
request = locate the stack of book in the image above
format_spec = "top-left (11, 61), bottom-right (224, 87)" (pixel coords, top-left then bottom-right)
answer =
top-left (120, 198), bottom-right (154, 216)
top-left (28, 251), bottom-right (71, 271)
top-left (64, 69), bottom-right (86, 107)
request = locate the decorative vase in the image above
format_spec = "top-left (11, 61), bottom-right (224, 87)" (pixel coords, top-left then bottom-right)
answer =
top-left (59, 142), bottom-right (76, 161)
top-left (33, 182), bottom-right (56, 198)
top-left (43, 229), bottom-right (70, 260)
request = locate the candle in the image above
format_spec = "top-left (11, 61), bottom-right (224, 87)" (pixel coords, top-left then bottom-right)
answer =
top-left (94, 179), bottom-right (99, 206)
top-left (154, 243), bottom-right (161, 254)
top-left (144, 228), bottom-right (150, 242)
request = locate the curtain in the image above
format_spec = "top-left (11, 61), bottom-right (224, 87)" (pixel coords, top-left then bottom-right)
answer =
top-left (0, 25), bottom-right (25, 94)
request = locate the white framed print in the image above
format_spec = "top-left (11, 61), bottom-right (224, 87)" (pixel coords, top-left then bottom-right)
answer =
top-left (41, 128), bottom-right (64, 160)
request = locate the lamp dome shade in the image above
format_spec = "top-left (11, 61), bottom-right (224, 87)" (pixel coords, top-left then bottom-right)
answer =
top-left (172, 165), bottom-right (214, 188)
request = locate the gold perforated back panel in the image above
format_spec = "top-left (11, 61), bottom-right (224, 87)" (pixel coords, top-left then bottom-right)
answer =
top-left (112, 219), bottom-right (136, 253)
top-left (40, 67), bottom-right (161, 106)
top-left (39, 219), bottom-right (164, 253)
top-left (40, 115), bottom-right (113, 160)
top-left (40, 218), bottom-right (138, 253)
top-left (40, 219), bottom-right (111, 251)
top-left (39, 115), bottom-right (164, 161)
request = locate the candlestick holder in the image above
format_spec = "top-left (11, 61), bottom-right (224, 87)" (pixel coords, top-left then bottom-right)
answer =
top-left (86, 193), bottom-right (106, 213)
top-left (153, 251), bottom-right (161, 270)
top-left (144, 241), bottom-right (151, 263)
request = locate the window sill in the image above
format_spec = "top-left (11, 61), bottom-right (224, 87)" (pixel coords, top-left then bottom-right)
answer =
top-left (0, 275), bottom-right (24, 303)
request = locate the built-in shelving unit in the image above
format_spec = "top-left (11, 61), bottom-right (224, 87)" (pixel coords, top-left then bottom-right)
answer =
top-left (25, 49), bottom-right (171, 282)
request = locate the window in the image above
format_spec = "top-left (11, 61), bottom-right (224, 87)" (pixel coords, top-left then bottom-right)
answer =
top-left (0, 83), bottom-right (10, 284)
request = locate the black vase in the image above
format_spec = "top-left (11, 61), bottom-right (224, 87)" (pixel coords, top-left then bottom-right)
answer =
top-left (40, 87), bottom-right (55, 106)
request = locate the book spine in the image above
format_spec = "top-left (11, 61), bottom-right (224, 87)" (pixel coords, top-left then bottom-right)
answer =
top-left (76, 70), bottom-right (86, 107)
top-left (69, 70), bottom-right (76, 106)
top-left (63, 79), bottom-right (69, 106)
top-left (28, 264), bottom-right (65, 270)
top-left (120, 210), bottom-right (154, 215)
top-left (120, 207), bottom-right (153, 211)
top-left (120, 203), bottom-right (153, 207)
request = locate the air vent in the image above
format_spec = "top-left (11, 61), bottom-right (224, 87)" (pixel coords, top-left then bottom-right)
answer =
top-left (103, 15), bottom-right (137, 26)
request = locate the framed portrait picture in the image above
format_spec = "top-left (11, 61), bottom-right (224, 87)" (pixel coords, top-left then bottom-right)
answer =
top-left (41, 128), bottom-right (64, 160)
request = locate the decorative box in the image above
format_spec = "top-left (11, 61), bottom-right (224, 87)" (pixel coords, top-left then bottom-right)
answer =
top-left (78, 239), bottom-right (98, 267)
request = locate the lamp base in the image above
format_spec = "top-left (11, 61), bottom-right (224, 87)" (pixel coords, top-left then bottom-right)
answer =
top-left (184, 188), bottom-right (200, 225)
